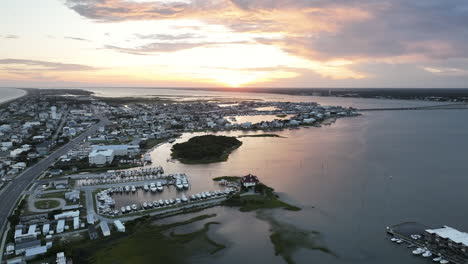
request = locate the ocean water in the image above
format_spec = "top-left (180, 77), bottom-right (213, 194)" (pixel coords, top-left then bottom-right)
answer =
top-left (0, 88), bottom-right (26, 104)
top-left (91, 88), bottom-right (468, 263)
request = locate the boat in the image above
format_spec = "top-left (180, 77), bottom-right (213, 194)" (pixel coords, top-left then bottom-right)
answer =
top-left (181, 194), bottom-right (188, 203)
top-left (412, 248), bottom-right (424, 255)
top-left (143, 202), bottom-right (148, 209)
top-left (168, 138), bottom-right (176, 143)
top-left (143, 184), bottom-right (149, 191)
top-left (440, 260), bottom-right (449, 264)
top-left (131, 185), bottom-right (136, 192)
top-left (182, 180), bottom-right (189, 189)
top-left (153, 201), bottom-right (159, 207)
top-left (196, 193), bottom-right (202, 199)
top-left (126, 205), bottom-right (131, 211)
top-left (131, 204), bottom-right (137, 210)
top-left (169, 199), bottom-right (175, 204)
top-left (201, 193), bottom-right (206, 199)
top-left (423, 251), bottom-right (433, 257)
top-left (175, 180), bottom-right (184, 190)
top-left (124, 186), bottom-right (130, 192)
top-left (144, 153), bottom-right (152, 163)
top-left (396, 239), bottom-right (403, 244)
top-left (120, 207), bottom-right (126, 213)
top-left (164, 200), bottom-right (170, 205)
top-left (150, 183), bottom-right (157, 192)
top-left (175, 198), bottom-right (181, 204)
top-left (159, 200), bottom-right (164, 206)
top-left (433, 257), bottom-right (442, 262)
top-left (156, 182), bottom-right (163, 191)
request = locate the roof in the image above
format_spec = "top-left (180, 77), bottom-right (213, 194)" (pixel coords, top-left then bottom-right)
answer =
top-left (426, 226), bottom-right (468, 246)
top-left (89, 149), bottom-right (114, 157)
top-left (25, 246), bottom-right (47, 257)
top-left (241, 174), bottom-right (259, 183)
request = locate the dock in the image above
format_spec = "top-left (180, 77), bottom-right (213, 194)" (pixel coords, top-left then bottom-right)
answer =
top-left (387, 222), bottom-right (468, 264)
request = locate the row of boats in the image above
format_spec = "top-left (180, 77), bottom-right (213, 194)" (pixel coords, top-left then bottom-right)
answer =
top-left (390, 237), bottom-right (450, 263)
top-left (112, 188), bottom-right (237, 216)
top-left (412, 247), bottom-right (449, 263)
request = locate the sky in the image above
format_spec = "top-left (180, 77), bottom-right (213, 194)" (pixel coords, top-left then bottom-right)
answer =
top-left (1, 0), bottom-right (468, 88)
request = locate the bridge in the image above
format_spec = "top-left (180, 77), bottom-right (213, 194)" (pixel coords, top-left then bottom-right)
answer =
top-left (358, 103), bottom-right (468, 111)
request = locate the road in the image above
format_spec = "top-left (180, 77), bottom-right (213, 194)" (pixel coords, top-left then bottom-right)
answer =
top-left (0, 117), bottom-right (109, 250)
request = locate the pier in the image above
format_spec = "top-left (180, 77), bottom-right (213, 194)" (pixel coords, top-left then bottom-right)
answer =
top-left (387, 222), bottom-right (468, 264)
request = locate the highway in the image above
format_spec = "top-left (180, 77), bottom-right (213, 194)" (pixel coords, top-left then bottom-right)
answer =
top-left (0, 117), bottom-right (109, 250)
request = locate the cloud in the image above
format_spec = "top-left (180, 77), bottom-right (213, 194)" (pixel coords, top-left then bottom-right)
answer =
top-left (104, 40), bottom-right (247, 54)
top-left (65, 36), bottom-right (92, 42)
top-left (3, 35), bottom-right (19, 39)
top-left (0, 59), bottom-right (99, 73)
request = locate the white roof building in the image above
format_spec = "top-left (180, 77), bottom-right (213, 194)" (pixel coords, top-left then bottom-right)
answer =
top-left (54, 210), bottom-right (79, 220)
top-left (114, 220), bottom-right (125, 232)
top-left (426, 226), bottom-right (468, 246)
top-left (100, 221), bottom-right (111, 237)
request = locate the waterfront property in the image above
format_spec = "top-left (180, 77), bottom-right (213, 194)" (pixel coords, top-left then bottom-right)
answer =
top-left (240, 174), bottom-right (259, 188)
top-left (387, 222), bottom-right (468, 264)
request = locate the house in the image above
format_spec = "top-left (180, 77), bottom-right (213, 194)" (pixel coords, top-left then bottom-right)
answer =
top-left (114, 220), bottom-right (125, 232)
top-left (241, 174), bottom-right (260, 188)
top-left (36, 141), bottom-right (52, 156)
top-left (424, 226), bottom-right (468, 258)
top-left (100, 221), bottom-right (110, 236)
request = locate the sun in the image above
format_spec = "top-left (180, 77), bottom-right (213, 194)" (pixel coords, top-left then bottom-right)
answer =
top-left (213, 71), bottom-right (260, 88)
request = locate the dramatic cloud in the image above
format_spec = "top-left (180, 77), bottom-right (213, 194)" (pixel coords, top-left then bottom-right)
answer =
top-left (0, 59), bottom-right (98, 73)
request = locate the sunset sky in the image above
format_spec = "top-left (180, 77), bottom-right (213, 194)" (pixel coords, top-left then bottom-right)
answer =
top-left (1, 0), bottom-right (468, 88)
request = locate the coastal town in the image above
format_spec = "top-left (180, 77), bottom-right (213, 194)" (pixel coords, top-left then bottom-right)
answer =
top-left (0, 89), bottom-right (359, 263)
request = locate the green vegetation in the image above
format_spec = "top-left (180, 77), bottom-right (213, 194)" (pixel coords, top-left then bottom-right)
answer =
top-left (212, 176), bottom-right (241, 182)
top-left (276, 114), bottom-right (288, 118)
top-left (171, 135), bottom-right (242, 164)
top-left (256, 211), bottom-right (337, 264)
top-left (223, 183), bottom-right (301, 212)
top-left (57, 214), bottom-right (226, 263)
top-left (238, 134), bottom-right (284, 138)
top-left (140, 138), bottom-right (167, 150)
top-left (40, 192), bottom-right (65, 199)
top-left (34, 200), bottom-right (60, 209)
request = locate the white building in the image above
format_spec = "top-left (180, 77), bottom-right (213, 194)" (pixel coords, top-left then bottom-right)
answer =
top-left (51, 106), bottom-right (58, 120)
top-left (100, 221), bottom-right (111, 236)
top-left (56, 220), bottom-right (65, 234)
top-left (89, 149), bottom-right (115, 166)
top-left (114, 220), bottom-right (125, 232)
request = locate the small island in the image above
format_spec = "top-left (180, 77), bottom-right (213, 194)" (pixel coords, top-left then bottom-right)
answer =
top-left (171, 135), bottom-right (242, 164)
top-left (238, 134), bottom-right (284, 138)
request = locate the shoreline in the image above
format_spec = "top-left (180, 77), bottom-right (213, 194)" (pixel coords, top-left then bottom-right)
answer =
top-left (0, 88), bottom-right (30, 107)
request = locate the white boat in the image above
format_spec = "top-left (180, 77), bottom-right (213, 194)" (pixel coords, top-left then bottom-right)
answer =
top-left (396, 239), bottom-right (403, 244)
top-left (158, 200), bottom-right (164, 206)
top-left (423, 251), bottom-right (432, 258)
top-left (175, 198), bottom-right (181, 204)
top-left (153, 201), bottom-right (159, 207)
top-left (125, 186), bottom-right (130, 192)
top-left (196, 193), bottom-right (202, 199)
top-left (440, 260), bottom-right (449, 264)
top-left (181, 194), bottom-right (188, 203)
top-left (164, 200), bottom-right (170, 205)
top-left (433, 257), bottom-right (442, 262)
top-left (169, 199), bottom-right (175, 204)
top-left (412, 248), bottom-right (424, 255)
top-left (131, 185), bottom-right (136, 192)
top-left (131, 204), bottom-right (137, 210)
top-left (168, 138), bottom-right (176, 143)
top-left (182, 181), bottom-right (189, 189)
top-left (143, 202), bottom-right (148, 209)
top-left (201, 193), bottom-right (206, 199)
top-left (156, 182), bottom-right (163, 191)
top-left (120, 207), bottom-right (126, 213)
top-left (143, 185), bottom-right (149, 191)
top-left (126, 205), bottom-right (131, 211)
top-left (175, 180), bottom-right (183, 190)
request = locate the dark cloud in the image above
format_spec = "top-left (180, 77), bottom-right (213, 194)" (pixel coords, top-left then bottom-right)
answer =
top-left (65, 36), bottom-right (92, 42)
top-left (0, 59), bottom-right (99, 72)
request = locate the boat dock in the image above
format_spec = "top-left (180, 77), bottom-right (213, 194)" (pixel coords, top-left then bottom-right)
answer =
top-left (387, 222), bottom-right (467, 264)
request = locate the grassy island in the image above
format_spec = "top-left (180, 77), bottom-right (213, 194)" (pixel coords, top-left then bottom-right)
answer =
top-left (238, 134), bottom-right (284, 138)
top-left (212, 176), bottom-right (241, 182)
top-left (171, 135), bottom-right (242, 164)
top-left (223, 183), bottom-right (301, 212)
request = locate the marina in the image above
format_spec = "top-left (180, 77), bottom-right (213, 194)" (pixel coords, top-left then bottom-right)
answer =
top-left (387, 222), bottom-right (468, 264)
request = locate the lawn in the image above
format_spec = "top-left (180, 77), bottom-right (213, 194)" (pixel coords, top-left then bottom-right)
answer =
top-left (35, 200), bottom-right (60, 210)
